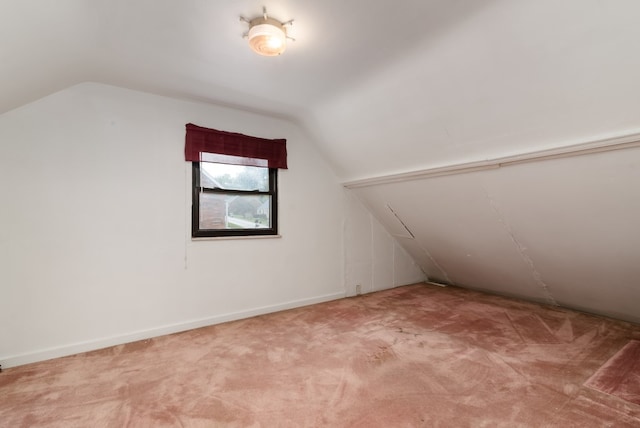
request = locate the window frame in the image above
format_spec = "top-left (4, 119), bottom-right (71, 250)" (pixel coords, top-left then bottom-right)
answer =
top-left (191, 161), bottom-right (279, 238)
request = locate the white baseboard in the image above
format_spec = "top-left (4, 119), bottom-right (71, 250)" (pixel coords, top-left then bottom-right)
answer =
top-left (1, 291), bottom-right (346, 369)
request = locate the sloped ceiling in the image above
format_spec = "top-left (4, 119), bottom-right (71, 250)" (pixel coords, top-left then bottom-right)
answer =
top-left (3, 0), bottom-right (640, 180)
top-left (350, 146), bottom-right (640, 323)
top-left (1, 0), bottom-right (490, 124)
top-left (3, 1), bottom-right (640, 321)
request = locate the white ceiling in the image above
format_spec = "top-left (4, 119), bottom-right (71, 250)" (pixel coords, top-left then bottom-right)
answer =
top-left (2, 0), bottom-right (640, 181)
top-left (1, 0), bottom-right (471, 117)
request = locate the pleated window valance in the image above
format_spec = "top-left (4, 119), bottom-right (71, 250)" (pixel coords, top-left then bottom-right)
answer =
top-left (184, 123), bottom-right (287, 169)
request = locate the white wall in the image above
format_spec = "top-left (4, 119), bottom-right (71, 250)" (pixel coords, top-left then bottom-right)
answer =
top-left (344, 190), bottom-right (426, 297)
top-left (351, 144), bottom-right (640, 323)
top-left (0, 83), bottom-right (420, 368)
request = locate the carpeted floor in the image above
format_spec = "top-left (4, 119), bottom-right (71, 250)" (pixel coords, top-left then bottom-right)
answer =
top-left (585, 340), bottom-right (640, 406)
top-left (1, 283), bottom-right (640, 427)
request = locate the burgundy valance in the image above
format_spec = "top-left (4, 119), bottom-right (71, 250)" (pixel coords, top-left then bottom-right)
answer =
top-left (185, 123), bottom-right (287, 169)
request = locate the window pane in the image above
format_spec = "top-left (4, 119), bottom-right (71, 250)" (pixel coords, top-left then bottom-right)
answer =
top-left (200, 193), bottom-right (271, 230)
top-left (201, 162), bottom-right (269, 192)
top-left (200, 152), bottom-right (268, 168)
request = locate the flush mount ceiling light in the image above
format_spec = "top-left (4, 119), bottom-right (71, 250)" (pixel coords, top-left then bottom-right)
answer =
top-left (240, 7), bottom-right (294, 56)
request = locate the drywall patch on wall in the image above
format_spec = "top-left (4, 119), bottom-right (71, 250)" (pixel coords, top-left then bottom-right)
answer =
top-left (482, 186), bottom-right (558, 306)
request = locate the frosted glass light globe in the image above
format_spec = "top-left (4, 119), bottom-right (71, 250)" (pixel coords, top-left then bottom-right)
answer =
top-left (248, 23), bottom-right (286, 56)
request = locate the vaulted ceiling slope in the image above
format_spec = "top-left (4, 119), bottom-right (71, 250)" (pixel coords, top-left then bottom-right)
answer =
top-left (4, 0), bottom-right (640, 181)
top-left (350, 144), bottom-right (640, 324)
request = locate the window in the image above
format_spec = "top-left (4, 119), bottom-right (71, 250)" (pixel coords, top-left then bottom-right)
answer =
top-left (184, 123), bottom-right (287, 238)
top-left (192, 160), bottom-right (278, 237)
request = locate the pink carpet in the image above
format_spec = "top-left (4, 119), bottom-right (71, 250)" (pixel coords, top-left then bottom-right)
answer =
top-left (585, 340), bottom-right (640, 405)
top-left (1, 284), bottom-right (640, 427)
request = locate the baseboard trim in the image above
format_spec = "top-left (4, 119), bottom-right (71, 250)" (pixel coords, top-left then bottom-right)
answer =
top-left (1, 291), bottom-right (346, 369)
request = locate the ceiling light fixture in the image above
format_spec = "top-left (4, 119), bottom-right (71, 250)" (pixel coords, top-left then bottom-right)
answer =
top-left (241, 7), bottom-right (294, 57)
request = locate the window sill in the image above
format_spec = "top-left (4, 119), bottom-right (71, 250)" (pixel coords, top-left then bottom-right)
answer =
top-left (191, 234), bottom-right (282, 242)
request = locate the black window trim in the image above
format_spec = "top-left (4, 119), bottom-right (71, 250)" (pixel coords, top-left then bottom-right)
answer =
top-left (191, 162), bottom-right (278, 238)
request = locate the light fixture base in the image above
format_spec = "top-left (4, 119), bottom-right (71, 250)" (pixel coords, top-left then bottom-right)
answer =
top-left (240, 8), bottom-right (293, 57)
